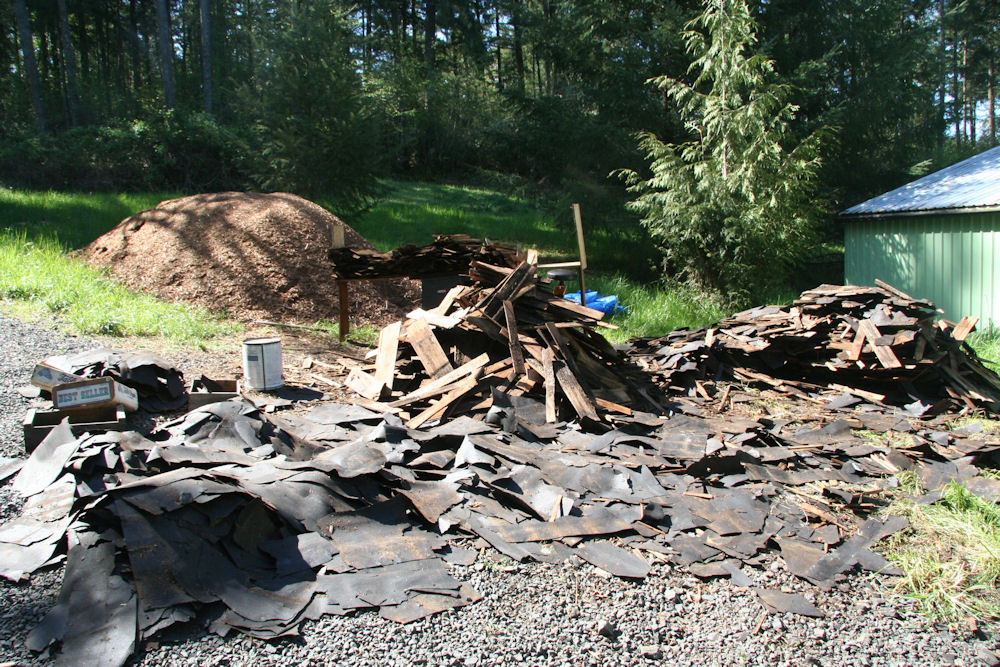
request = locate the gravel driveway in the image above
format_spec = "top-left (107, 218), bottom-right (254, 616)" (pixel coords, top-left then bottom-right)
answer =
top-left (0, 312), bottom-right (997, 666)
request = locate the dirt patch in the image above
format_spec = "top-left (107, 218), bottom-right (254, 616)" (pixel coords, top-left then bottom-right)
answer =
top-left (85, 191), bottom-right (418, 325)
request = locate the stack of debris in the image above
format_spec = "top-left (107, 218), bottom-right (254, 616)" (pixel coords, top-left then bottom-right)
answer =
top-left (329, 234), bottom-right (522, 279)
top-left (342, 251), bottom-right (660, 427)
top-left (5, 279), bottom-right (1000, 666)
top-left (5, 380), bottom-right (999, 665)
top-left (41, 348), bottom-right (188, 411)
top-left (624, 281), bottom-right (1000, 413)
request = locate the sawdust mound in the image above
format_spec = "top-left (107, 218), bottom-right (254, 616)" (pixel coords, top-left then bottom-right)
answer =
top-left (86, 192), bottom-right (417, 325)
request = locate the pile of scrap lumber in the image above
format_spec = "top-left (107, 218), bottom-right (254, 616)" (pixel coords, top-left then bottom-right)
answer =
top-left (342, 251), bottom-right (662, 426)
top-left (328, 234), bottom-right (522, 279)
top-left (623, 281), bottom-right (1000, 413)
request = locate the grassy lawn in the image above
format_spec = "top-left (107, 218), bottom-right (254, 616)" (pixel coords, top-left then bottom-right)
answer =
top-left (0, 231), bottom-right (237, 342)
top-left (0, 188), bottom-right (176, 248)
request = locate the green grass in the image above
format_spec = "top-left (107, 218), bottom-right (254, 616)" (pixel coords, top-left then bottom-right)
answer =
top-left (969, 326), bottom-right (1000, 372)
top-left (0, 232), bottom-right (237, 342)
top-left (0, 187), bottom-right (176, 249)
top-left (583, 274), bottom-right (728, 344)
top-left (884, 476), bottom-right (1000, 623)
top-left (344, 179), bottom-right (659, 276)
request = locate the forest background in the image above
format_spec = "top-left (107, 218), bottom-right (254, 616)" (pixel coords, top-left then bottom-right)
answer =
top-left (3, 0), bottom-right (999, 294)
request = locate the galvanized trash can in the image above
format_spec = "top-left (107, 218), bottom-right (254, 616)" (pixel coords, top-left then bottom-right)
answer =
top-left (242, 337), bottom-right (284, 390)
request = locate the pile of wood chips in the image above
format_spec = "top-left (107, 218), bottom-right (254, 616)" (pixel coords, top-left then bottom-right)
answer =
top-left (623, 280), bottom-right (1000, 413)
top-left (343, 250), bottom-right (662, 428)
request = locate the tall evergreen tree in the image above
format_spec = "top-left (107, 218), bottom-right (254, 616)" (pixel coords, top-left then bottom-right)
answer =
top-left (156, 0), bottom-right (176, 109)
top-left (14, 0), bottom-right (45, 132)
top-left (619, 0), bottom-right (826, 296)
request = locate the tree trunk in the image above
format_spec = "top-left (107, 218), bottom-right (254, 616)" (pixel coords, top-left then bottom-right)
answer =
top-left (494, 8), bottom-right (503, 92)
top-left (990, 57), bottom-right (997, 145)
top-left (200, 0), bottom-right (213, 115)
top-left (512, 0), bottom-right (525, 93)
top-left (128, 0), bottom-right (143, 90)
top-left (14, 0), bottom-right (45, 133)
top-left (953, 32), bottom-right (961, 147)
top-left (156, 0), bottom-right (176, 109)
top-left (56, 0), bottom-right (81, 126)
top-left (937, 0), bottom-right (946, 158)
top-left (424, 0), bottom-right (436, 75)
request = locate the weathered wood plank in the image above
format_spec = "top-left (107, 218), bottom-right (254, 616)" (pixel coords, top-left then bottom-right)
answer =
top-left (555, 361), bottom-right (598, 421)
top-left (407, 375), bottom-right (482, 429)
top-left (388, 353), bottom-right (490, 407)
top-left (373, 321), bottom-right (402, 391)
top-left (858, 319), bottom-right (902, 369)
top-left (543, 347), bottom-right (557, 423)
top-left (951, 316), bottom-right (979, 342)
top-left (502, 300), bottom-right (527, 379)
top-left (406, 319), bottom-right (454, 379)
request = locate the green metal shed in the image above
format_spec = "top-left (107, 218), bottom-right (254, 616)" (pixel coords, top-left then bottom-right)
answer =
top-left (840, 146), bottom-right (1000, 327)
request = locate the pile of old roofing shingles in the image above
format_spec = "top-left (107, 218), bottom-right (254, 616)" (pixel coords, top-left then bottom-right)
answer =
top-left (328, 233), bottom-right (522, 279)
top-left (4, 263), bottom-right (1000, 666)
top-left (622, 280), bottom-right (1000, 414)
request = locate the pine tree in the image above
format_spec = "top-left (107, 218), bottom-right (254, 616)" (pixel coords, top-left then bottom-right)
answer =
top-left (618, 0), bottom-right (827, 297)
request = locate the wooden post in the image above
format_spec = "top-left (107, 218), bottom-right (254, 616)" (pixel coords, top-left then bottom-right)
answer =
top-left (338, 280), bottom-right (350, 340)
top-left (331, 224), bottom-right (345, 249)
top-left (571, 203), bottom-right (587, 307)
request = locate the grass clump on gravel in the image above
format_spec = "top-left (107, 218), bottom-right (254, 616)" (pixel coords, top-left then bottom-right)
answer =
top-left (884, 474), bottom-right (1000, 623)
top-left (0, 232), bottom-right (236, 342)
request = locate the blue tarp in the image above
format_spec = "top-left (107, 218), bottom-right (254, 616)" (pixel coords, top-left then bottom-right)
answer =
top-left (564, 290), bottom-right (625, 315)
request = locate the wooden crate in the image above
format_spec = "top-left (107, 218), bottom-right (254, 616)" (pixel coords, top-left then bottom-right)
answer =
top-left (23, 405), bottom-right (127, 453)
top-left (188, 378), bottom-right (241, 410)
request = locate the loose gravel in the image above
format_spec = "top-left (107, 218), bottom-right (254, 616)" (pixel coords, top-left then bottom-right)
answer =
top-left (1, 312), bottom-right (998, 666)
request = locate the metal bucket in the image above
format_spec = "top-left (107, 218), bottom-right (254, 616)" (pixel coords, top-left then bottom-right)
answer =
top-left (242, 337), bottom-right (283, 390)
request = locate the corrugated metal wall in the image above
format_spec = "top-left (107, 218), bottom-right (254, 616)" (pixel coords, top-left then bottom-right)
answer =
top-left (844, 211), bottom-right (1000, 326)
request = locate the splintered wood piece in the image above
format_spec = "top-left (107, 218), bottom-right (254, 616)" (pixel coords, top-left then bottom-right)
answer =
top-left (874, 278), bottom-right (916, 301)
top-left (406, 309), bottom-right (465, 329)
top-left (542, 347), bottom-right (557, 423)
top-left (846, 327), bottom-right (866, 361)
top-left (503, 300), bottom-right (526, 378)
top-left (310, 373), bottom-right (339, 387)
top-left (483, 357), bottom-right (514, 379)
top-left (346, 368), bottom-right (385, 401)
top-left (389, 353), bottom-right (490, 407)
top-left (593, 397), bottom-right (632, 416)
top-left (430, 284), bottom-right (466, 316)
top-left (406, 319), bottom-right (454, 379)
top-left (555, 362), bottom-right (598, 421)
top-left (951, 316), bottom-right (979, 341)
top-left (373, 321), bottom-right (402, 391)
top-left (481, 259), bottom-right (538, 320)
top-left (858, 319), bottom-right (902, 369)
top-left (407, 375), bottom-right (481, 429)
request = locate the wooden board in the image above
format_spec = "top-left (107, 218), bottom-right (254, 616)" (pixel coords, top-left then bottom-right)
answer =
top-left (503, 300), bottom-right (526, 378)
top-left (389, 353), bottom-right (490, 408)
top-left (555, 362), bottom-right (598, 421)
top-left (373, 321), bottom-right (401, 391)
top-left (406, 319), bottom-right (454, 379)
top-left (543, 347), bottom-right (557, 423)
